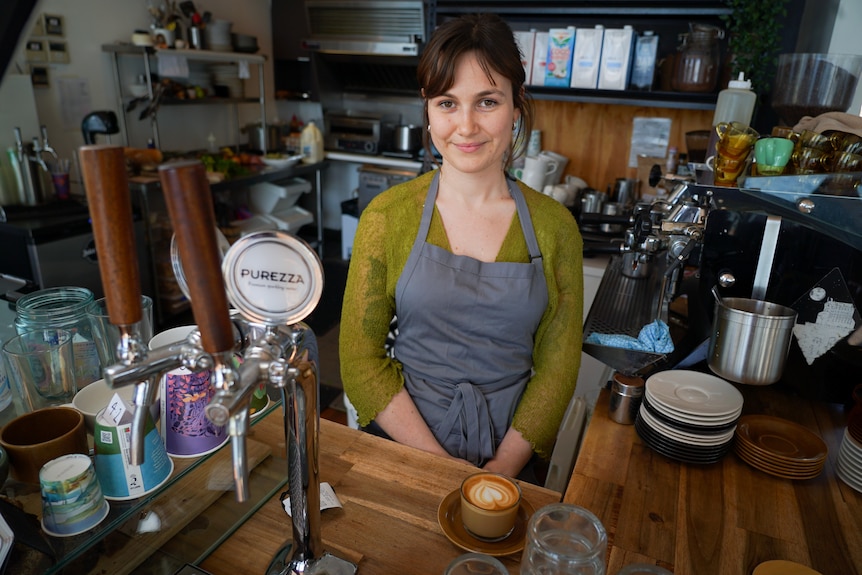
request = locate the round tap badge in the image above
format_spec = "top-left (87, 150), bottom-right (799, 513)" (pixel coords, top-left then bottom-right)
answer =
top-left (221, 231), bottom-right (324, 326)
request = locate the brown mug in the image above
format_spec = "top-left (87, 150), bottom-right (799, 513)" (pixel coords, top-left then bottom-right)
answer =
top-left (838, 133), bottom-right (862, 155)
top-left (771, 126), bottom-right (798, 141)
top-left (0, 406), bottom-right (88, 484)
top-left (791, 146), bottom-right (832, 174)
top-left (795, 129), bottom-right (833, 153)
top-left (831, 151), bottom-right (862, 173)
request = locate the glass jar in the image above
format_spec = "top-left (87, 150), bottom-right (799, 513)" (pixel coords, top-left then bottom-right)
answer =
top-left (673, 26), bottom-right (721, 93)
top-left (14, 287), bottom-right (101, 387)
top-left (521, 503), bottom-right (607, 574)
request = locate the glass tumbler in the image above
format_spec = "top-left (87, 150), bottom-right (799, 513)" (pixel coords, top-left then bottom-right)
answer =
top-left (520, 503), bottom-right (607, 575)
top-left (87, 295), bottom-right (154, 367)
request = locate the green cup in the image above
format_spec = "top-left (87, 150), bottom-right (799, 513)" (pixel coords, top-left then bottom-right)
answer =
top-left (754, 137), bottom-right (795, 176)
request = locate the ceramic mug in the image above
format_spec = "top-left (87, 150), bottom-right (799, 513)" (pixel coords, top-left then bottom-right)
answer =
top-left (538, 150), bottom-right (569, 187)
top-left (754, 137), bottom-right (795, 176)
top-left (0, 406), bottom-right (88, 483)
top-left (521, 155), bottom-right (559, 191)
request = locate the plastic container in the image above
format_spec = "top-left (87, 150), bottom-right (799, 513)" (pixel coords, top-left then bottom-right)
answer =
top-left (300, 121), bottom-right (324, 164)
top-left (14, 287), bottom-right (102, 387)
top-left (713, 72), bottom-right (756, 127)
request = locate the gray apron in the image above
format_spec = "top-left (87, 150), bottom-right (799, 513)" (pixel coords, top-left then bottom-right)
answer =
top-left (394, 171), bottom-right (548, 465)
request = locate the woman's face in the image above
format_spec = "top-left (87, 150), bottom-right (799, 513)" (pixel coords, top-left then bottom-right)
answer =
top-left (427, 52), bottom-right (519, 177)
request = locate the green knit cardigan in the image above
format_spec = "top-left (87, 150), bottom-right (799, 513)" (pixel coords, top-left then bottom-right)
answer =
top-left (339, 170), bottom-right (584, 459)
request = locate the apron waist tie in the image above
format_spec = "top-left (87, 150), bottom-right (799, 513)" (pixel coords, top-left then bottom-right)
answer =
top-left (435, 382), bottom-right (496, 466)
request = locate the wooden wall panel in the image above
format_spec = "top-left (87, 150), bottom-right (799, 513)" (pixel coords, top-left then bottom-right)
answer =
top-left (532, 100), bottom-right (714, 191)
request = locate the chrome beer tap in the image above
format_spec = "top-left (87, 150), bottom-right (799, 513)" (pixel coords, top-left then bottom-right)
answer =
top-left (158, 160), bottom-right (353, 573)
top-left (39, 125), bottom-right (59, 162)
top-left (14, 127), bottom-right (46, 205)
top-left (79, 144), bottom-right (162, 465)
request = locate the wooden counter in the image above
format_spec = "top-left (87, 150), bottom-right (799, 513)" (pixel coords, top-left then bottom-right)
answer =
top-left (564, 386), bottom-right (862, 575)
top-left (200, 416), bottom-right (561, 575)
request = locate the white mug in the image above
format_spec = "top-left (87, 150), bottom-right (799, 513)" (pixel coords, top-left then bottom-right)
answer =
top-left (521, 155), bottom-right (558, 191)
top-left (539, 150), bottom-right (569, 186)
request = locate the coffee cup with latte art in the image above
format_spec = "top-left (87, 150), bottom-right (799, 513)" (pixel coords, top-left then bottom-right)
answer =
top-left (459, 472), bottom-right (522, 541)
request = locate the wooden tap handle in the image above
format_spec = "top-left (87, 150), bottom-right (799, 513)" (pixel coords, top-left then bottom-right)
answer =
top-left (158, 160), bottom-right (234, 354)
top-left (78, 144), bottom-right (142, 326)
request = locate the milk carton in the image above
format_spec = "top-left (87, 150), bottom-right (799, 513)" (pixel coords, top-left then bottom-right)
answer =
top-left (529, 32), bottom-right (549, 86)
top-left (570, 25), bottom-right (604, 89)
top-left (513, 30), bottom-right (536, 85)
top-left (544, 27), bottom-right (576, 87)
top-left (630, 31), bottom-right (659, 90)
top-left (598, 25), bottom-right (635, 91)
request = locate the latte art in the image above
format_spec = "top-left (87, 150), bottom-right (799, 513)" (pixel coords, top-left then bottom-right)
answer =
top-left (462, 474), bottom-right (520, 511)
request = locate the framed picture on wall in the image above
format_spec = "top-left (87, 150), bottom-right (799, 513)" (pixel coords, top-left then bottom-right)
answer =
top-left (30, 65), bottom-right (49, 88)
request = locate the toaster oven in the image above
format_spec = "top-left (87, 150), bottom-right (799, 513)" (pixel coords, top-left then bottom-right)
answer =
top-left (325, 113), bottom-right (390, 155)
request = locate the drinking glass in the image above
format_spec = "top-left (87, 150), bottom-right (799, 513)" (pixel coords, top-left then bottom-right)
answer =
top-left (712, 122), bottom-right (759, 186)
top-left (3, 329), bottom-right (77, 411)
top-left (87, 295), bottom-right (154, 367)
top-left (445, 553), bottom-right (508, 575)
top-left (520, 503), bottom-right (607, 575)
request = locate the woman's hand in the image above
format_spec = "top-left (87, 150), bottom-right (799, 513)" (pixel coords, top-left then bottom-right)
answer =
top-left (374, 388), bottom-right (452, 459)
top-left (482, 427), bottom-right (534, 478)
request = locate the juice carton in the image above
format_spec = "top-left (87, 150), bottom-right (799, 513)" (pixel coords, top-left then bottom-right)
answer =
top-left (545, 27), bottom-right (576, 87)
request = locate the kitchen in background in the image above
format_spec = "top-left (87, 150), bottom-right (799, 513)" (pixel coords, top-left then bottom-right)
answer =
top-left (2, 0), bottom-right (861, 241)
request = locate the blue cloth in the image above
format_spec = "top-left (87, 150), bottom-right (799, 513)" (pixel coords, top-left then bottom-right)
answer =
top-left (585, 319), bottom-right (674, 354)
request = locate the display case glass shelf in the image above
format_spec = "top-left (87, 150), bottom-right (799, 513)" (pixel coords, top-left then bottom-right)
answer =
top-left (3, 399), bottom-right (283, 575)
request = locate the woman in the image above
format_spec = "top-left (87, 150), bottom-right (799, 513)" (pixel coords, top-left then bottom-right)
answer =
top-left (339, 13), bottom-right (583, 479)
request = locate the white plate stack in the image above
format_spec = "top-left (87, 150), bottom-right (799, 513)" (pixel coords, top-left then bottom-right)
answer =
top-left (210, 64), bottom-right (244, 98)
top-left (836, 428), bottom-right (862, 493)
top-left (635, 370), bottom-right (743, 465)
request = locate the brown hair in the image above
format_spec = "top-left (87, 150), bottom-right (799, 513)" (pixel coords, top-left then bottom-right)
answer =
top-left (417, 13), bottom-right (534, 171)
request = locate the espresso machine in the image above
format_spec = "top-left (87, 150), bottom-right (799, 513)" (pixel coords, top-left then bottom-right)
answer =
top-left (582, 170), bottom-right (862, 405)
top-left (78, 146), bottom-right (356, 575)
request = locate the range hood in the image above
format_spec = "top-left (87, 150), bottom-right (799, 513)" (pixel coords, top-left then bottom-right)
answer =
top-left (301, 0), bottom-right (427, 57)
